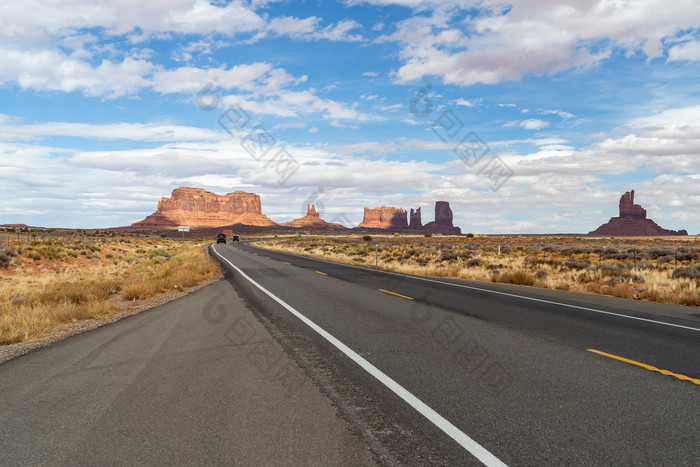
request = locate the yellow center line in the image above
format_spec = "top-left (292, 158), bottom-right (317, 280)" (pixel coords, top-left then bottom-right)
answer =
top-left (315, 271), bottom-right (327, 275)
top-left (266, 257), bottom-right (271, 259)
top-left (587, 349), bottom-right (700, 386)
top-left (379, 289), bottom-right (414, 300)
top-left (283, 262), bottom-right (291, 265)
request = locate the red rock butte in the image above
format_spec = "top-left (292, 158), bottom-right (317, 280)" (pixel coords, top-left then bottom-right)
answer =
top-left (589, 190), bottom-right (687, 236)
top-left (282, 204), bottom-right (345, 229)
top-left (130, 187), bottom-right (277, 229)
top-left (358, 202), bottom-right (461, 234)
top-left (357, 206), bottom-right (409, 230)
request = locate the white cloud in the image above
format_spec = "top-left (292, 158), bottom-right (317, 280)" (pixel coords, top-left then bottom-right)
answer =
top-left (455, 97), bottom-right (481, 107)
top-left (0, 47), bottom-right (154, 98)
top-left (377, 0), bottom-right (700, 86)
top-left (2, 106), bottom-right (699, 232)
top-left (504, 119), bottom-right (549, 130)
top-left (668, 40), bottom-right (700, 62)
top-left (272, 122), bottom-right (307, 130)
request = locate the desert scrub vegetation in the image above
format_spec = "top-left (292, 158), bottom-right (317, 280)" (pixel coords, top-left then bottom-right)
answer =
top-left (0, 230), bottom-right (222, 345)
top-left (256, 234), bottom-right (700, 307)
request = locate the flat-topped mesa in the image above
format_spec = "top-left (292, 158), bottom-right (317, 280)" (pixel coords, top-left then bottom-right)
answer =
top-left (589, 190), bottom-right (687, 236)
top-left (357, 206), bottom-right (409, 230)
top-left (619, 190), bottom-right (646, 219)
top-left (130, 187), bottom-right (278, 228)
top-left (281, 204), bottom-right (345, 229)
top-left (409, 207), bottom-right (422, 229)
top-left (423, 201), bottom-right (461, 234)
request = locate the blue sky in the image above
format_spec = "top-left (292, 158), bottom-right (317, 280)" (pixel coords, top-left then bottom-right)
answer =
top-left (1, 0), bottom-right (699, 233)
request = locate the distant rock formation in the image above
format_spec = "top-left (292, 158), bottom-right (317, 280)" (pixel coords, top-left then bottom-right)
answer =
top-left (357, 202), bottom-right (461, 234)
top-left (618, 190), bottom-right (646, 219)
top-left (130, 187), bottom-right (278, 228)
top-left (282, 204), bottom-right (345, 229)
top-left (589, 190), bottom-right (687, 236)
top-left (357, 206), bottom-right (409, 230)
top-left (423, 201), bottom-right (461, 234)
top-left (409, 208), bottom-right (422, 229)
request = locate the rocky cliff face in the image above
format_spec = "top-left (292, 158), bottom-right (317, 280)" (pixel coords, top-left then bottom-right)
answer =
top-left (409, 208), bottom-right (422, 229)
top-left (357, 202), bottom-right (461, 233)
top-left (589, 191), bottom-right (687, 236)
top-left (619, 190), bottom-right (647, 219)
top-left (282, 204), bottom-right (345, 229)
top-left (423, 201), bottom-right (461, 234)
top-left (357, 206), bottom-right (409, 230)
top-left (130, 187), bottom-right (278, 228)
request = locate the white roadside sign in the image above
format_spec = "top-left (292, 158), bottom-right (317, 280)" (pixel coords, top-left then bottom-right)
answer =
top-left (178, 226), bottom-right (190, 232)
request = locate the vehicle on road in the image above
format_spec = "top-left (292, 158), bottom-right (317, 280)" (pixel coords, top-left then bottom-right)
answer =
top-left (233, 234), bottom-right (240, 241)
top-left (216, 233), bottom-right (226, 244)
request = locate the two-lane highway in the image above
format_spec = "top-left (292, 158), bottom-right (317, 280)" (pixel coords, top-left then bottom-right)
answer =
top-left (213, 241), bottom-right (700, 465)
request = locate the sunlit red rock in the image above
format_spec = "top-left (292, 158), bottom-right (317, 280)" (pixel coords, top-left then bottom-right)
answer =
top-left (130, 187), bottom-right (278, 228)
top-left (357, 206), bottom-right (409, 230)
top-left (282, 204), bottom-right (345, 229)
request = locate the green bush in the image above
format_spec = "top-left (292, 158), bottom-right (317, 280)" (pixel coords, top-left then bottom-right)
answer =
top-left (363, 235), bottom-right (372, 242)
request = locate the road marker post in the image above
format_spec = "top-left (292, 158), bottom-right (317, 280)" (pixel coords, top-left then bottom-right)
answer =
top-left (375, 244), bottom-right (378, 269)
top-left (178, 225), bottom-right (189, 245)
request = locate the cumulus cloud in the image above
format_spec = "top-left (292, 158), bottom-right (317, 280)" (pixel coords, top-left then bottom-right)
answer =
top-left (375, 0), bottom-right (700, 86)
top-left (668, 40), bottom-right (700, 62)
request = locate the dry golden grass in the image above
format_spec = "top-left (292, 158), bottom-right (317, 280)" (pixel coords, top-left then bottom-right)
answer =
top-left (256, 234), bottom-right (700, 307)
top-left (0, 231), bottom-right (222, 345)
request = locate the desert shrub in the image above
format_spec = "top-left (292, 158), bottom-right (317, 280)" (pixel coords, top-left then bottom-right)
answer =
top-left (565, 259), bottom-right (591, 270)
top-left (534, 270), bottom-right (547, 280)
top-left (363, 235), bottom-right (372, 242)
top-left (149, 248), bottom-right (170, 259)
top-left (599, 248), bottom-right (621, 259)
top-left (497, 270), bottom-right (536, 286)
top-left (393, 232), bottom-right (400, 237)
top-left (677, 251), bottom-right (699, 261)
top-left (31, 253), bottom-right (41, 260)
top-left (655, 255), bottom-right (675, 264)
top-left (671, 266), bottom-right (700, 279)
top-left (646, 247), bottom-right (675, 259)
top-left (466, 258), bottom-right (481, 268)
top-left (0, 252), bottom-right (10, 268)
top-left (466, 233), bottom-right (474, 238)
top-left (562, 246), bottom-right (591, 255)
top-left (424, 232), bottom-right (432, 237)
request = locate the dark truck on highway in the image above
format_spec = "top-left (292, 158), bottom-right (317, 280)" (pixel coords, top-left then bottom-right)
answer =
top-left (216, 233), bottom-right (226, 244)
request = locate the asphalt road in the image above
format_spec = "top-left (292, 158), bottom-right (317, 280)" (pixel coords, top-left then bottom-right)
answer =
top-left (210, 241), bottom-right (700, 466)
top-left (0, 279), bottom-right (376, 465)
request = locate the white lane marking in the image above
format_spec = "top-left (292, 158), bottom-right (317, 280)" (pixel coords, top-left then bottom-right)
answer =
top-left (212, 245), bottom-right (507, 467)
top-left (248, 245), bottom-right (700, 334)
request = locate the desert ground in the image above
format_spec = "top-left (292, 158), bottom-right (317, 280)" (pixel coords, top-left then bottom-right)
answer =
top-left (0, 228), bottom-right (222, 347)
top-left (3, 228), bottom-right (698, 351)
top-left (256, 233), bottom-right (700, 307)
